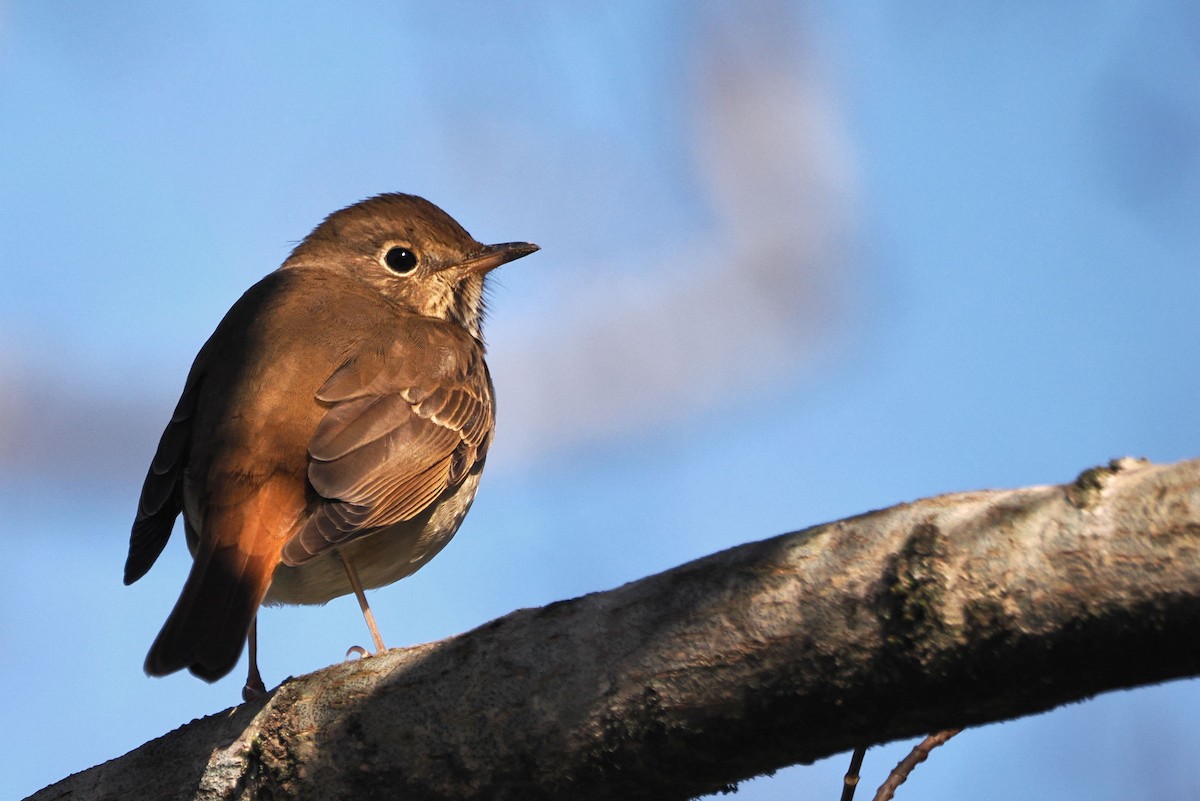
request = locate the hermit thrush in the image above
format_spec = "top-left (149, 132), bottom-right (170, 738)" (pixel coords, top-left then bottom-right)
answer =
top-left (125, 193), bottom-right (537, 698)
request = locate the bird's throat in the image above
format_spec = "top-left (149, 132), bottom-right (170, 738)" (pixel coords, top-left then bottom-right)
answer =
top-left (449, 274), bottom-right (487, 342)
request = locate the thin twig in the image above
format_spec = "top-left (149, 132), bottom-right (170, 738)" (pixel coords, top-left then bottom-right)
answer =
top-left (839, 746), bottom-right (868, 801)
top-left (872, 729), bottom-right (961, 801)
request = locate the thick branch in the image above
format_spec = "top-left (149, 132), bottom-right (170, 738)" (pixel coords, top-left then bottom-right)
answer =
top-left (32, 457), bottom-right (1200, 801)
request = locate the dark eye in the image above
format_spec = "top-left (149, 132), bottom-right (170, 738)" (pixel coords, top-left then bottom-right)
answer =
top-left (383, 247), bottom-right (418, 274)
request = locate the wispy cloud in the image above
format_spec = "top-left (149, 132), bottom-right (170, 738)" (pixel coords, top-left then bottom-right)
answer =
top-left (0, 1), bottom-right (860, 486)
top-left (492, 2), bottom-right (860, 461)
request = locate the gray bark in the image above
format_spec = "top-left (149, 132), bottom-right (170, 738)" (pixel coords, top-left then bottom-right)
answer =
top-left (29, 457), bottom-right (1200, 801)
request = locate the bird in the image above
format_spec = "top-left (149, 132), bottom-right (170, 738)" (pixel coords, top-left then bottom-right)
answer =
top-left (124, 193), bottom-right (537, 699)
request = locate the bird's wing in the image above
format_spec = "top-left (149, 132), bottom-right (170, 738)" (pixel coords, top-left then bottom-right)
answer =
top-left (281, 324), bottom-right (493, 565)
top-left (125, 370), bottom-right (203, 585)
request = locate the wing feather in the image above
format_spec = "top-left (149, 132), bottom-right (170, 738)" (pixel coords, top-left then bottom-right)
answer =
top-left (309, 394), bottom-right (413, 460)
top-left (125, 372), bottom-right (203, 585)
top-left (282, 323), bottom-right (493, 566)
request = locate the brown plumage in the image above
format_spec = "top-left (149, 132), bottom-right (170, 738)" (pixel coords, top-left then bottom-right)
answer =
top-left (125, 193), bottom-right (537, 694)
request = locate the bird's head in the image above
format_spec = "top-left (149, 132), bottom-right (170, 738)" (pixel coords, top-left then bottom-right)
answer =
top-left (285, 193), bottom-right (538, 339)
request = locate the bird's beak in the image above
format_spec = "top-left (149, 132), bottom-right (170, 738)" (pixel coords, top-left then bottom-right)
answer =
top-left (453, 241), bottom-right (540, 275)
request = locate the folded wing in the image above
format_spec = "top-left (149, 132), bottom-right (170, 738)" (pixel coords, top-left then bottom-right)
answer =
top-left (282, 323), bottom-right (493, 566)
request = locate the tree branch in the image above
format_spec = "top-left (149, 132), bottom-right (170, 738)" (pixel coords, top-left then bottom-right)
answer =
top-left (31, 457), bottom-right (1200, 801)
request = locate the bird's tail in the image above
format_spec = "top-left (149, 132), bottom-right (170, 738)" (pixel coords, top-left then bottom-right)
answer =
top-left (144, 480), bottom-right (295, 682)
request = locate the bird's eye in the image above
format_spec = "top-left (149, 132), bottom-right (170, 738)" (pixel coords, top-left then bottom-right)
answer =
top-left (383, 247), bottom-right (418, 275)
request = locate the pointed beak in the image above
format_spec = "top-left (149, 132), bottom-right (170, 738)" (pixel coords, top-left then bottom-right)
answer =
top-left (454, 241), bottom-right (540, 275)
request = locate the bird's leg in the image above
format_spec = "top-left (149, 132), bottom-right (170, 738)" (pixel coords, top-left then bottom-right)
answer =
top-left (242, 615), bottom-right (267, 702)
top-left (337, 548), bottom-right (387, 653)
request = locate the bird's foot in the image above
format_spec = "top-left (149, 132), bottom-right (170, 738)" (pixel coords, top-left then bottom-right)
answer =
top-left (242, 677), bottom-right (267, 703)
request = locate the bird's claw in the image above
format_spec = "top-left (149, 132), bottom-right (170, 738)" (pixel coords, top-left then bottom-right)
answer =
top-left (242, 679), bottom-right (267, 703)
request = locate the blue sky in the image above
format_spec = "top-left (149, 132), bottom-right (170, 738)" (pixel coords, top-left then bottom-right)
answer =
top-left (3, 3), bottom-right (1199, 799)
